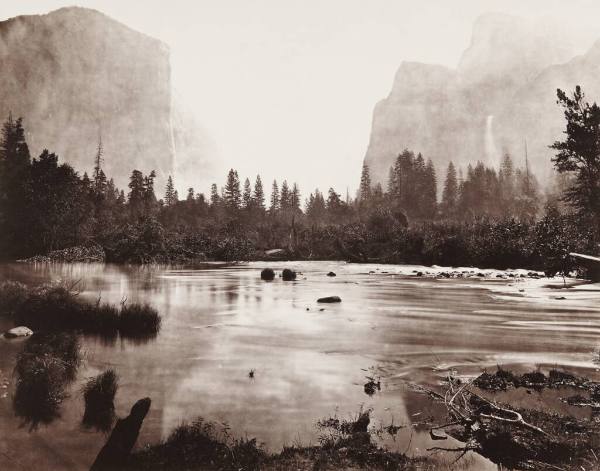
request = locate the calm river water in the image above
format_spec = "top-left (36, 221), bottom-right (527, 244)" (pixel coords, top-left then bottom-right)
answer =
top-left (1, 261), bottom-right (600, 470)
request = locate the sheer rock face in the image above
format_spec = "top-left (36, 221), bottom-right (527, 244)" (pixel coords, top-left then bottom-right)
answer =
top-left (364, 13), bottom-right (584, 187)
top-left (0, 6), bottom-right (208, 189)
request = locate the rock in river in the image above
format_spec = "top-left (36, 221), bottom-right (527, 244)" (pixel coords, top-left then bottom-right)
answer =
top-left (317, 296), bottom-right (341, 303)
top-left (282, 269), bottom-right (297, 281)
top-left (327, 272), bottom-right (336, 277)
top-left (260, 268), bottom-right (275, 281)
top-left (4, 326), bottom-right (33, 338)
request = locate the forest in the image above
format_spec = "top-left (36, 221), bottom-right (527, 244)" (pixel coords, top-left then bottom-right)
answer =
top-left (0, 86), bottom-right (598, 274)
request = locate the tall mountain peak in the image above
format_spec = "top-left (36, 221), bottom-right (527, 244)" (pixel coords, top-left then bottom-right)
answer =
top-left (364, 14), bottom-right (590, 190)
top-left (0, 7), bottom-right (213, 191)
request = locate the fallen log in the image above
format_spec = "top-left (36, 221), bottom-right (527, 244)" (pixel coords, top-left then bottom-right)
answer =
top-left (90, 397), bottom-right (151, 471)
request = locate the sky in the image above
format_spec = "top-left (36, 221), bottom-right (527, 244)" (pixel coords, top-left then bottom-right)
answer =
top-left (3, 1), bottom-right (600, 197)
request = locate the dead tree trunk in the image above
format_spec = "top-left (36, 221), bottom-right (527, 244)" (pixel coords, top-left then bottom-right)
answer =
top-left (90, 397), bottom-right (151, 471)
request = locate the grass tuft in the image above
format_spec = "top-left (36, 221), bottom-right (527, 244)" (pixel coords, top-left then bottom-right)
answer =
top-left (13, 332), bottom-right (81, 428)
top-left (82, 369), bottom-right (118, 432)
top-left (0, 281), bottom-right (161, 340)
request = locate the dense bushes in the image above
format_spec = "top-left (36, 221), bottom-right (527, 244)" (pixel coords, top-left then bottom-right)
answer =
top-left (289, 214), bottom-right (597, 274)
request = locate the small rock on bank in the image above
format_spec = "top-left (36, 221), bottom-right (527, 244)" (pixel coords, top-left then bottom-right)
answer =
top-left (317, 296), bottom-right (342, 303)
top-left (4, 326), bottom-right (33, 338)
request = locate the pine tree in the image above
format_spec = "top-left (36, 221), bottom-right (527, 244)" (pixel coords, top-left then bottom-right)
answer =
top-left (92, 137), bottom-right (106, 195)
top-left (254, 175), bottom-right (265, 210)
top-left (242, 177), bottom-right (252, 209)
top-left (290, 183), bottom-right (301, 212)
top-left (270, 180), bottom-right (280, 212)
top-left (82, 172), bottom-right (91, 192)
top-left (128, 170), bottom-right (145, 214)
top-left (186, 188), bottom-right (195, 202)
top-left (0, 115), bottom-right (31, 256)
top-left (306, 189), bottom-right (326, 224)
top-left (210, 183), bottom-right (220, 206)
top-left (280, 180), bottom-right (290, 211)
top-left (441, 162), bottom-right (458, 219)
top-left (499, 153), bottom-right (515, 217)
top-left (164, 175), bottom-right (176, 206)
top-left (551, 86), bottom-right (600, 227)
top-left (422, 159), bottom-right (437, 219)
top-left (143, 170), bottom-right (158, 214)
top-left (223, 169), bottom-right (241, 210)
top-left (359, 163), bottom-right (372, 201)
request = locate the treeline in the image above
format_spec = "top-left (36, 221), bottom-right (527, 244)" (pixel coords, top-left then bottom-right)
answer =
top-left (0, 85), bottom-right (598, 272)
top-left (358, 150), bottom-right (540, 222)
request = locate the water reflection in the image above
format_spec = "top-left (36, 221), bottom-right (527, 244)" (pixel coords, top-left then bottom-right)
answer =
top-left (1, 261), bottom-right (600, 470)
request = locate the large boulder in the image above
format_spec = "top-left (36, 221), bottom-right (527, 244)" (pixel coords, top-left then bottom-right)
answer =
top-left (4, 326), bottom-right (33, 338)
top-left (282, 269), bottom-right (297, 281)
top-left (260, 268), bottom-right (275, 281)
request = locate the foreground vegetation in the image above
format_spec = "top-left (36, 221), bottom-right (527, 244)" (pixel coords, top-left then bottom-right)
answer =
top-left (13, 332), bottom-right (81, 428)
top-left (0, 281), bottom-right (161, 339)
top-left (125, 409), bottom-right (421, 471)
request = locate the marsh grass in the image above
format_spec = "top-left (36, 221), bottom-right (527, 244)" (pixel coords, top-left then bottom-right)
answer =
top-left (119, 303), bottom-right (161, 338)
top-left (13, 332), bottom-right (81, 428)
top-left (127, 418), bottom-right (266, 471)
top-left (82, 369), bottom-right (118, 432)
top-left (126, 408), bottom-right (416, 471)
top-left (0, 281), bottom-right (161, 339)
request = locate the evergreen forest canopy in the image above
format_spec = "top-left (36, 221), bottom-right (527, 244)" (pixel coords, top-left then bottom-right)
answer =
top-left (0, 87), bottom-right (598, 273)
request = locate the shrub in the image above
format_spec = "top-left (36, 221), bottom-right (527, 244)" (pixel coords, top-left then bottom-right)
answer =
top-left (0, 281), bottom-right (28, 318)
top-left (5, 281), bottom-right (161, 340)
top-left (82, 369), bottom-right (118, 432)
top-left (13, 333), bottom-right (81, 428)
top-left (127, 418), bottom-right (266, 470)
top-left (119, 303), bottom-right (161, 338)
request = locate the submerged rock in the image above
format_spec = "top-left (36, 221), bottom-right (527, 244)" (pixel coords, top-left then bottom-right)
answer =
top-left (4, 326), bottom-right (33, 338)
top-left (317, 296), bottom-right (341, 303)
top-left (327, 272), bottom-right (337, 277)
top-left (282, 269), bottom-right (297, 281)
top-left (260, 268), bottom-right (275, 281)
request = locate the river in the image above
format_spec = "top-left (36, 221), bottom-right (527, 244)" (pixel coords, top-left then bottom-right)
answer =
top-left (1, 261), bottom-right (599, 470)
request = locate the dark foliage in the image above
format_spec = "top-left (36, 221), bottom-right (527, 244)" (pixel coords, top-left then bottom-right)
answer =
top-left (13, 332), bottom-right (81, 428)
top-left (0, 281), bottom-right (161, 339)
top-left (82, 369), bottom-right (118, 432)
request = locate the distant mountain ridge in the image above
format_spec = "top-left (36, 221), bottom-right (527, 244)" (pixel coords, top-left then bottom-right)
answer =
top-left (0, 6), bottom-right (215, 191)
top-left (363, 13), bottom-right (592, 189)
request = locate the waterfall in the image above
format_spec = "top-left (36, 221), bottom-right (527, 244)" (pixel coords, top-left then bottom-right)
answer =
top-left (484, 115), bottom-right (499, 167)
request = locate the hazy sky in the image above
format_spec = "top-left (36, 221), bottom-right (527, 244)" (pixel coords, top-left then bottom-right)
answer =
top-left (3, 1), bottom-right (600, 196)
